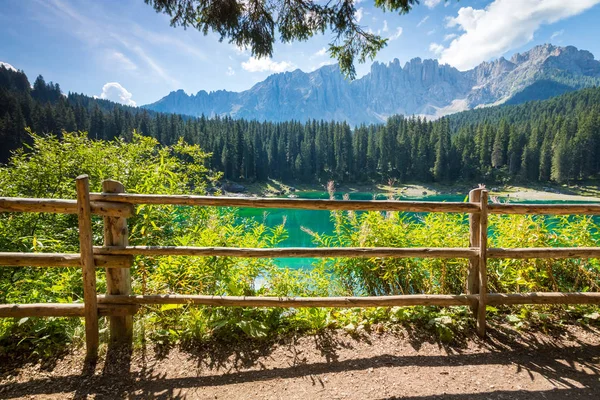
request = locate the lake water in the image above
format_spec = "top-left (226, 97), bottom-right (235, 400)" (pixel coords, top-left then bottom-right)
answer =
top-left (233, 191), bottom-right (600, 269)
top-left (236, 191), bottom-right (586, 269)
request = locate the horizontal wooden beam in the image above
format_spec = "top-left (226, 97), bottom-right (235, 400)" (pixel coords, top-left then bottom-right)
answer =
top-left (489, 203), bottom-right (600, 215)
top-left (0, 303), bottom-right (84, 317)
top-left (487, 292), bottom-right (600, 305)
top-left (5, 293), bottom-right (599, 317)
top-left (0, 253), bottom-right (133, 268)
top-left (99, 292), bottom-right (600, 307)
top-left (0, 303), bottom-right (139, 318)
top-left (9, 247), bottom-right (600, 267)
top-left (98, 294), bottom-right (477, 308)
top-left (89, 193), bottom-right (479, 213)
top-left (94, 246), bottom-right (479, 259)
top-left (0, 197), bottom-right (134, 218)
top-left (488, 247), bottom-right (600, 259)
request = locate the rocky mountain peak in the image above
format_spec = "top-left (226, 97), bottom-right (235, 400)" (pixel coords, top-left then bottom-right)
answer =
top-left (144, 44), bottom-right (600, 125)
top-left (472, 56), bottom-right (516, 83)
top-left (511, 43), bottom-right (557, 64)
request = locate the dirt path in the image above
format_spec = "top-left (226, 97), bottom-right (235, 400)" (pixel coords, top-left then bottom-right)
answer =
top-left (1, 324), bottom-right (600, 399)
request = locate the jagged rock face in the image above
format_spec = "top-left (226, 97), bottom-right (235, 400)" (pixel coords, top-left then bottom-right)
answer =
top-left (357, 58), bottom-right (472, 118)
top-left (144, 44), bottom-right (600, 125)
top-left (467, 44), bottom-right (600, 107)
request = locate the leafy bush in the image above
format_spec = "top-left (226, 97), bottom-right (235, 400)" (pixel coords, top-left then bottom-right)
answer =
top-left (1, 131), bottom-right (600, 354)
top-left (310, 202), bottom-right (600, 297)
top-left (0, 131), bottom-right (291, 350)
top-left (307, 210), bottom-right (469, 296)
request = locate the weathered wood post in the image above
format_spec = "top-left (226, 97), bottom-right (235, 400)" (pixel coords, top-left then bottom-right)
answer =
top-left (477, 190), bottom-right (489, 337)
top-left (467, 188), bottom-right (483, 317)
top-left (102, 180), bottom-right (133, 346)
top-left (76, 175), bottom-right (99, 358)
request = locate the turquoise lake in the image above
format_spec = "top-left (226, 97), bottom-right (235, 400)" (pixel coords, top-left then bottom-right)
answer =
top-left (234, 191), bottom-right (600, 269)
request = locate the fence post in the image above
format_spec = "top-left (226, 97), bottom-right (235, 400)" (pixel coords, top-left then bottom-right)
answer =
top-left (76, 175), bottom-right (99, 358)
top-left (102, 180), bottom-right (133, 346)
top-left (467, 188), bottom-right (483, 317)
top-left (477, 190), bottom-right (489, 337)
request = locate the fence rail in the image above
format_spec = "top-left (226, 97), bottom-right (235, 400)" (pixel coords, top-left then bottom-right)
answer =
top-left (1, 177), bottom-right (600, 358)
top-left (0, 253), bottom-right (133, 267)
top-left (88, 193), bottom-right (480, 213)
top-left (93, 246), bottom-right (480, 258)
top-left (0, 197), bottom-right (134, 217)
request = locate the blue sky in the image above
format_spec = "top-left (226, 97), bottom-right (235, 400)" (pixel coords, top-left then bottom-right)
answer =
top-left (2, 0), bottom-right (600, 106)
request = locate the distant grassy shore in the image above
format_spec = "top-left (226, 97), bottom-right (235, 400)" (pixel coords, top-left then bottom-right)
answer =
top-left (244, 179), bottom-right (600, 202)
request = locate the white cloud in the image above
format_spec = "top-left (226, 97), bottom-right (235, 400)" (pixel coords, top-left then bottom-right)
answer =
top-left (108, 51), bottom-right (137, 71)
top-left (313, 47), bottom-right (328, 58)
top-left (383, 20), bottom-right (389, 32)
top-left (427, 29), bottom-right (436, 35)
top-left (1, 62), bottom-right (16, 71)
top-left (443, 33), bottom-right (458, 42)
top-left (241, 57), bottom-right (296, 73)
top-left (355, 7), bottom-right (364, 23)
top-left (319, 61), bottom-right (336, 67)
top-left (429, 42), bottom-right (445, 55)
top-left (98, 82), bottom-right (136, 106)
top-left (388, 27), bottom-right (403, 41)
top-left (226, 67), bottom-right (235, 76)
top-left (425, 0), bottom-right (442, 9)
top-left (551, 29), bottom-right (564, 40)
top-left (438, 0), bottom-right (600, 71)
top-left (417, 16), bottom-right (429, 27)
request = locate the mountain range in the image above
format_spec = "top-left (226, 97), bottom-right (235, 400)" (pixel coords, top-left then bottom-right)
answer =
top-left (143, 44), bottom-right (600, 125)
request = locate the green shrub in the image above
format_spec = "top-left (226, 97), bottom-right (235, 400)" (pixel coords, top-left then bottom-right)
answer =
top-left (1, 131), bottom-right (599, 354)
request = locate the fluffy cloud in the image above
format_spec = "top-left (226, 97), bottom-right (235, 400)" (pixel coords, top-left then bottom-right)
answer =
top-left (241, 57), bottom-right (296, 73)
top-left (98, 82), bottom-right (136, 106)
top-left (226, 67), bottom-right (235, 76)
top-left (388, 27), bottom-right (403, 41)
top-left (438, 0), bottom-right (600, 70)
top-left (429, 43), bottom-right (444, 55)
top-left (443, 33), bottom-right (458, 42)
top-left (1, 62), bottom-right (16, 71)
top-left (313, 47), bottom-right (328, 58)
top-left (424, 0), bottom-right (442, 9)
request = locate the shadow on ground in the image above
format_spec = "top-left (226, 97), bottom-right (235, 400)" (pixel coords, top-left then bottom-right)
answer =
top-left (1, 325), bottom-right (599, 399)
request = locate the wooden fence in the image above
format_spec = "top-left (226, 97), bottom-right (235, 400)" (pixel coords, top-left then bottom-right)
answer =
top-left (2, 175), bottom-right (600, 358)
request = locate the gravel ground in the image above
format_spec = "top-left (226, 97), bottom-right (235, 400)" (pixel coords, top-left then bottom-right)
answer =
top-left (1, 324), bottom-right (600, 399)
